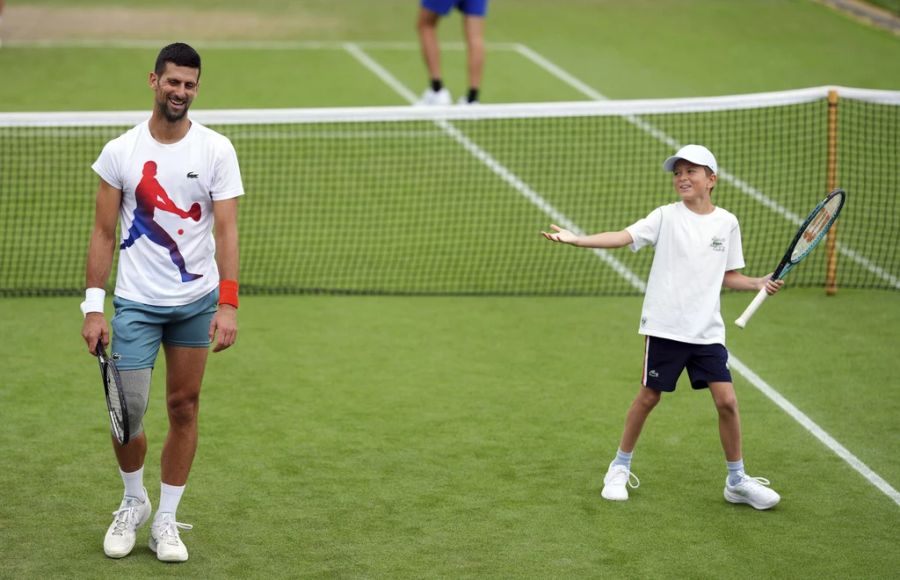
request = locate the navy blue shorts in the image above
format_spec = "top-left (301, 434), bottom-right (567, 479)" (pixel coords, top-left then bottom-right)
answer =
top-left (422, 0), bottom-right (488, 17)
top-left (641, 336), bottom-right (732, 392)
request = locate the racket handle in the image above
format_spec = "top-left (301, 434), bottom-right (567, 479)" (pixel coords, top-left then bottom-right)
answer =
top-left (735, 287), bottom-right (770, 329)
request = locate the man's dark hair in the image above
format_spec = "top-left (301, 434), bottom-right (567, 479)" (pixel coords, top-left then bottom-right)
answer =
top-left (155, 43), bottom-right (202, 77)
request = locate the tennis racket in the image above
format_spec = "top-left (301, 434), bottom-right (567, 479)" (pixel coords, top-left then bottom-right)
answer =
top-left (735, 188), bottom-right (846, 328)
top-left (96, 340), bottom-right (130, 444)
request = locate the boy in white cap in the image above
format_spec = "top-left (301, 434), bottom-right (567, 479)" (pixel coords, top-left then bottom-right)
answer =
top-left (542, 144), bottom-right (784, 509)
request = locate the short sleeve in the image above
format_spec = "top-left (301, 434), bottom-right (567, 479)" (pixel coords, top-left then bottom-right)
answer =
top-left (626, 207), bottom-right (663, 252)
top-left (91, 140), bottom-right (123, 189)
top-left (726, 221), bottom-right (745, 271)
top-left (210, 138), bottom-right (244, 201)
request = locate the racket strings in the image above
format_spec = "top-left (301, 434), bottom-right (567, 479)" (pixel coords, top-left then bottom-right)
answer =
top-left (790, 193), bottom-right (844, 263)
top-left (102, 362), bottom-right (128, 439)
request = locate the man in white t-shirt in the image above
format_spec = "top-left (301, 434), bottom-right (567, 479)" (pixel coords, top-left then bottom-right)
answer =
top-left (542, 145), bottom-right (784, 510)
top-left (80, 42), bottom-right (243, 562)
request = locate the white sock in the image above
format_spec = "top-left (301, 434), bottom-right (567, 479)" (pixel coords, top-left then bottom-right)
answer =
top-left (157, 482), bottom-right (186, 519)
top-left (727, 459), bottom-right (745, 486)
top-left (120, 466), bottom-right (146, 501)
top-left (613, 448), bottom-right (633, 469)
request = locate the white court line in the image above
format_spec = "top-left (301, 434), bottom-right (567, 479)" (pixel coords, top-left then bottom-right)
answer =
top-left (513, 44), bottom-right (900, 291)
top-left (512, 42), bottom-right (900, 507)
top-left (344, 42), bottom-right (646, 292)
top-left (729, 358), bottom-right (900, 506)
top-left (344, 43), bottom-right (419, 103)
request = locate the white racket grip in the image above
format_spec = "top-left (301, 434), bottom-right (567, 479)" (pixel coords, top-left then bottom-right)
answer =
top-left (735, 287), bottom-right (770, 328)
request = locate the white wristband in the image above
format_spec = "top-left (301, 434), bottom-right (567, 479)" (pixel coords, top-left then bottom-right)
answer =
top-left (80, 287), bottom-right (106, 317)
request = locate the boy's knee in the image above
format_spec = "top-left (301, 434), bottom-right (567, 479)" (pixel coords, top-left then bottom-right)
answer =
top-left (637, 387), bottom-right (662, 409)
top-left (714, 394), bottom-right (739, 416)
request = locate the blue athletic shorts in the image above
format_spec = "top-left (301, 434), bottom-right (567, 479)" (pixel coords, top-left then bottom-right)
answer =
top-left (422, 0), bottom-right (488, 17)
top-left (641, 336), bottom-right (732, 392)
top-left (111, 290), bottom-right (218, 370)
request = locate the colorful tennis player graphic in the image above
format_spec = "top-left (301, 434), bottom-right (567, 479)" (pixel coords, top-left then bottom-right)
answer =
top-left (120, 161), bottom-right (203, 282)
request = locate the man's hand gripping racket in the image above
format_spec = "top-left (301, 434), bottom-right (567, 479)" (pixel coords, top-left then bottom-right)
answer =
top-left (736, 188), bottom-right (846, 328)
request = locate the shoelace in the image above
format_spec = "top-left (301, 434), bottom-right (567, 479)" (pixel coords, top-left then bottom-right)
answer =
top-left (609, 466), bottom-right (641, 489)
top-left (156, 519), bottom-right (193, 545)
top-left (626, 471), bottom-right (641, 490)
top-left (109, 506), bottom-right (138, 536)
top-left (741, 476), bottom-right (771, 488)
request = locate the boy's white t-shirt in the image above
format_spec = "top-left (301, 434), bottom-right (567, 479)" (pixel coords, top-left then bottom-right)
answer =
top-left (92, 120), bottom-right (244, 306)
top-left (625, 202), bottom-right (745, 345)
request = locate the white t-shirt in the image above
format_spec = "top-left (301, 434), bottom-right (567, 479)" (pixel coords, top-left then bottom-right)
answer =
top-left (625, 202), bottom-right (745, 345)
top-left (92, 120), bottom-right (244, 306)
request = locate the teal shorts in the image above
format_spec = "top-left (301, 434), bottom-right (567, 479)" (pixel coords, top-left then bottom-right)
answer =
top-left (111, 290), bottom-right (218, 370)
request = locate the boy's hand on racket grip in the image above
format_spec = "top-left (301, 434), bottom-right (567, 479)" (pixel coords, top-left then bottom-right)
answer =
top-left (762, 275), bottom-right (784, 295)
top-left (541, 224), bottom-right (579, 244)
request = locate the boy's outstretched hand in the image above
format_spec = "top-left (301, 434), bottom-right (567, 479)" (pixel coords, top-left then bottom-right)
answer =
top-left (542, 224), bottom-right (579, 244)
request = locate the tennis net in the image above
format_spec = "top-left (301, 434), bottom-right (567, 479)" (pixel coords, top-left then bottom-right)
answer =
top-left (1, 85), bottom-right (897, 296)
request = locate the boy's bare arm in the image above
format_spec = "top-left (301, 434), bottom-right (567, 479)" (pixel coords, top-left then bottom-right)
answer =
top-left (723, 270), bottom-right (783, 295)
top-left (542, 225), bottom-right (633, 249)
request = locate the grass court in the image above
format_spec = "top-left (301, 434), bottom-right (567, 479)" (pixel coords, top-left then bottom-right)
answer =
top-left (1, 1), bottom-right (899, 578)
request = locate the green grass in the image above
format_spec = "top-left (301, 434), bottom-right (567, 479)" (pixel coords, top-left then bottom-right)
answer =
top-left (1, 1), bottom-right (900, 577)
top-left (866, 0), bottom-right (900, 16)
top-left (1, 0), bottom-right (899, 110)
top-left (1, 290), bottom-right (899, 578)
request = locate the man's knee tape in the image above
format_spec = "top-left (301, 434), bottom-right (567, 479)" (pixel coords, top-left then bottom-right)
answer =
top-left (119, 368), bottom-right (152, 439)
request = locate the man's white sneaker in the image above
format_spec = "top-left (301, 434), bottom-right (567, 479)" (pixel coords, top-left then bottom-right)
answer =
top-left (415, 88), bottom-right (452, 106)
top-left (149, 513), bottom-right (193, 562)
top-left (724, 474), bottom-right (781, 510)
top-left (103, 489), bottom-right (152, 558)
top-left (601, 462), bottom-right (640, 501)
top-left (456, 96), bottom-right (479, 105)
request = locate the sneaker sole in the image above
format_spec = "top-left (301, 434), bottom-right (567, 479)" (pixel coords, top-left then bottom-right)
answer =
top-left (723, 488), bottom-right (779, 510)
top-left (104, 542), bottom-right (136, 559)
top-left (601, 488), bottom-right (629, 501)
top-left (148, 536), bottom-right (189, 562)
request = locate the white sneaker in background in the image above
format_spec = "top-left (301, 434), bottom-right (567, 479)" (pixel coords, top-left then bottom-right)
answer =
top-left (149, 513), bottom-right (193, 562)
top-left (601, 462), bottom-right (640, 501)
top-left (103, 489), bottom-right (152, 558)
top-left (457, 96), bottom-right (479, 105)
top-left (415, 88), bottom-right (452, 106)
top-left (724, 473), bottom-right (781, 510)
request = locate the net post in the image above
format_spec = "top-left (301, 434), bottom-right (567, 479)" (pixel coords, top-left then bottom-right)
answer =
top-left (825, 89), bottom-right (839, 296)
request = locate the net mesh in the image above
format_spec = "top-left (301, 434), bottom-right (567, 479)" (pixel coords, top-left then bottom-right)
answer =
top-left (1, 86), bottom-right (898, 296)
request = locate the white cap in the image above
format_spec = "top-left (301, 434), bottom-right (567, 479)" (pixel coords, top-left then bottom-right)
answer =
top-left (662, 144), bottom-right (717, 175)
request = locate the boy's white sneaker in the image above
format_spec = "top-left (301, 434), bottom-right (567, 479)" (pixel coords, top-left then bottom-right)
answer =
top-left (149, 513), bottom-right (193, 562)
top-left (103, 489), bottom-right (152, 558)
top-left (415, 87), bottom-right (452, 106)
top-left (601, 462), bottom-right (640, 501)
top-left (457, 96), bottom-right (479, 105)
top-left (724, 474), bottom-right (781, 510)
